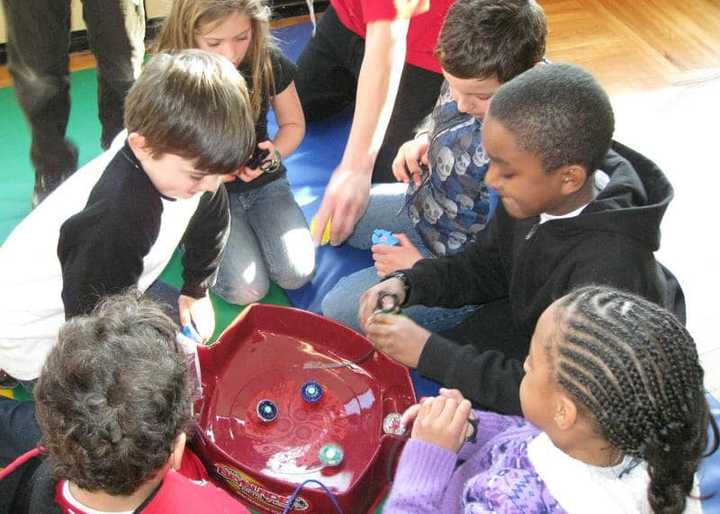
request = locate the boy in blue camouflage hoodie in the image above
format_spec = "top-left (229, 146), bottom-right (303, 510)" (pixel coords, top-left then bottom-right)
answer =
top-left (322, 0), bottom-right (547, 332)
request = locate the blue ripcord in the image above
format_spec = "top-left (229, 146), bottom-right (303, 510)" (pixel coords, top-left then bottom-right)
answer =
top-left (281, 479), bottom-right (344, 514)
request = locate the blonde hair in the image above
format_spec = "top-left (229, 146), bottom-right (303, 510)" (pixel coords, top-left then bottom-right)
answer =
top-left (154, 0), bottom-right (276, 120)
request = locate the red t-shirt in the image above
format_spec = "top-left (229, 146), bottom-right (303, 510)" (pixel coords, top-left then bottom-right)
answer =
top-left (53, 450), bottom-right (248, 514)
top-left (55, 470), bottom-right (249, 514)
top-left (330, 0), bottom-right (454, 73)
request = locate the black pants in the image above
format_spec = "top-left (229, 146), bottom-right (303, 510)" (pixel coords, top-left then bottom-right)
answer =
top-left (294, 6), bottom-right (444, 183)
top-left (2, 0), bottom-right (145, 183)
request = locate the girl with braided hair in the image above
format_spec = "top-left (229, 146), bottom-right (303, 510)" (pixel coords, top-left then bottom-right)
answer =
top-left (385, 285), bottom-right (718, 514)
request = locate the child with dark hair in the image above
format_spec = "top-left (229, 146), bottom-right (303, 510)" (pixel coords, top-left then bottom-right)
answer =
top-left (0, 50), bottom-right (255, 385)
top-left (323, 0), bottom-right (548, 333)
top-left (0, 50), bottom-right (255, 468)
top-left (385, 286), bottom-right (717, 514)
top-left (18, 292), bottom-right (249, 513)
top-left (359, 63), bottom-right (685, 415)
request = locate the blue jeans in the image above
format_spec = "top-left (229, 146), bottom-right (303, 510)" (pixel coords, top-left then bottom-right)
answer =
top-left (322, 183), bottom-right (478, 332)
top-left (145, 280), bottom-right (180, 323)
top-left (213, 177), bottom-right (315, 304)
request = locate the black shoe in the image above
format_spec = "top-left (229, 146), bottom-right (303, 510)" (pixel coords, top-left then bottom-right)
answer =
top-left (31, 141), bottom-right (79, 208)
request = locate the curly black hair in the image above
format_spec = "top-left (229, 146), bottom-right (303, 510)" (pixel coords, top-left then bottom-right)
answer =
top-left (34, 291), bottom-right (191, 496)
top-left (551, 285), bottom-right (718, 513)
top-left (436, 0), bottom-right (546, 82)
top-left (488, 63), bottom-right (614, 173)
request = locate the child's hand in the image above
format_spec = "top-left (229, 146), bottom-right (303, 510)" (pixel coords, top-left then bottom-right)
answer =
top-left (438, 388), bottom-right (466, 403)
top-left (409, 396), bottom-right (473, 453)
top-left (372, 234), bottom-right (423, 277)
top-left (358, 277), bottom-right (408, 327)
top-left (223, 166), bottom-right (263, 183)
top-left (311, 166), bottom-right (371, 246)
top-left (236, 167), bottom-right (265, 183)
top-left (438, 388), bottom-right (477, 441)
top-left (392, 134), bottom-right (429, 187)
top-left (365, 313), bottom-right (430, 368)
top-left (237, 140), bottom-right (278, 183)
top-left (178, 294), bottom-right (215, 342)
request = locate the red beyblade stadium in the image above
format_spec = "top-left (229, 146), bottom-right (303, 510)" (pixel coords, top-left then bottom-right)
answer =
top-left (192, 304), bottom-right (416, 513)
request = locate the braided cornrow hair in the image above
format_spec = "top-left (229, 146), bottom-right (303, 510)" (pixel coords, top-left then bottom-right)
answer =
top-left (550, 285), bottom-right (718, 514)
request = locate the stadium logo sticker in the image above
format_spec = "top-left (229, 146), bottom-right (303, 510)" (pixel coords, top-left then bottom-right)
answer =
top-left (215, 463), bottom-right (310, 511)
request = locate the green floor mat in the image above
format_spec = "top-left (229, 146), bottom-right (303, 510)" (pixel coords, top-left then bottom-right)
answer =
top-left (1, 68), bottom-right (104, 243)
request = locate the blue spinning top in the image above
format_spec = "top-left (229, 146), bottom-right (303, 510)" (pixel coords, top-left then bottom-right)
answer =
top-left (301, 380), bottom-right (324, 404)
top-left (256, 399), bottom-right (278, 423)
top-left (371, 229), bottom-right (400, 246)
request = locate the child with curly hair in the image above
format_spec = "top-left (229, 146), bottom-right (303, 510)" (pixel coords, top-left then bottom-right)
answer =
top-left (19, 292), bottom-right (249, 513)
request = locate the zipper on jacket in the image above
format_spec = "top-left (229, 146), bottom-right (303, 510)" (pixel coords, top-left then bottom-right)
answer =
top-left (525, 223), bottom-right (539, 240)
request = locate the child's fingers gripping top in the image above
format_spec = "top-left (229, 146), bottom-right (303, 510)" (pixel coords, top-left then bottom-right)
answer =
top-left (438, 388), bottom-right (466, 403)
top-left (450, 399), bottom-right (473, 447)
top-left (411, 396), bottom-right (471, 453)
top-left (401, 403), bottom-right (423, 427)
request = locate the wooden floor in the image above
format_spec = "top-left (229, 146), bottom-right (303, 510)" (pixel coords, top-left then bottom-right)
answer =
top-left (543, 0), bottom-right (720, 93)
top-left (2, 3), bottom-right (719, 90)
top-left (1, 2), bottom-right (719, 390)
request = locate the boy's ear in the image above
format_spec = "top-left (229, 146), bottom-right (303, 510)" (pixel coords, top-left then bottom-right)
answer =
top-left (553, 393), bottom-right (578, 431)
top-left (559, 164), bottom-right (588, 195)
top-left (169, 432), bottom-right (187, 471)
top-left (127, 132), bottom-right (151, 161)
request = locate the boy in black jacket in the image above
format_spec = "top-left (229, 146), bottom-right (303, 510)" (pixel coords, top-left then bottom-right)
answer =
top-left (0, 50), bottom-right (255, 384)
top-left (0, 50), bottom-right (255, 474)
top-left (358, 63), bottom-right (685, 415)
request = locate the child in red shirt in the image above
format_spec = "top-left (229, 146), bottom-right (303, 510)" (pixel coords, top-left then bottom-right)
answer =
top-left (22, 293), bottom-right (249, 513)
top-left (297, 0), bottom-right (455, 246)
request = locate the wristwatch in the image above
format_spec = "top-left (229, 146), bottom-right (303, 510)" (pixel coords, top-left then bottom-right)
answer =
top-left (381, 271), bottom-right (411, 305)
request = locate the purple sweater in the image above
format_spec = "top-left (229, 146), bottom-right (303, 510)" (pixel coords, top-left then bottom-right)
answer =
top-left (384, 411), bottom-right (565, 514)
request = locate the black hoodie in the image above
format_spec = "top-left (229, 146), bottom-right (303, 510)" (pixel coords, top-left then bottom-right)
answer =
top-left (401, 141), bottom-right (685, 415)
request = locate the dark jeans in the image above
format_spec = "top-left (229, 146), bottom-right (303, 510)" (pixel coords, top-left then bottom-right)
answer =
top-left (0, 380), bottom-right (40, 514)
top-left (2, 0), bottom-right (145, 185)
top-left (145, 279), bottom-right (181, 323)
top-left (0, 384), bottom-right (40, 466)
top-left (295, 6), bottom-right (444, 183)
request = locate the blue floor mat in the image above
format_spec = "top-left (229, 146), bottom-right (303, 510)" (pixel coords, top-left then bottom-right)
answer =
top-left (272, 22), bottom-right (375, 314)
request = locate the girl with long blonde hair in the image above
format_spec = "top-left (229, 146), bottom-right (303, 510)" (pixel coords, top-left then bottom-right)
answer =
top-left (156, 0), bottom-right (314, 305)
